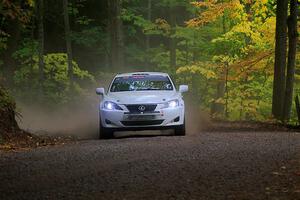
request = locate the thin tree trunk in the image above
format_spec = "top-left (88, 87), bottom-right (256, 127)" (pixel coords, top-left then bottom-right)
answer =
top-left (29, 3), bottom-right (37, 98)
top-left (212, 15), bottom-right (227, 116)
top-left (146, 0), bottom-right (151, 51)
top-left (239, 98), bottom-right (243, 120)
top-left (2, 19), bottom-right (20, 86)
top-left (185, 40), bottom-right (189, 65)
top-left (108, 0), bottom-right (124, 71)
top-left (37, 0), bottom-right (44, 96)
top-left (272, 0), bottom-right (288, 120)
top-left (63, 0), bottom-right (74, 86)
top-left (108, 0), bottom-right (117, 70)
top-left (169, 7), bottom-right (176, 69)
top-left (117, 0), bottom-right (124, 70)
top-left (145, 0), bottom-right (152, 68)
top-left (224, 63), bottom-right (229, 118)
top-left (192, 31), bottom-right (196, 62)
top-left (283, 0), bottom-right (298, 122)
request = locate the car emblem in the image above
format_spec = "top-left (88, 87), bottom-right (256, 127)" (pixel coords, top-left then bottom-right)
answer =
top-left (138, 105), bottom-right (146, 112)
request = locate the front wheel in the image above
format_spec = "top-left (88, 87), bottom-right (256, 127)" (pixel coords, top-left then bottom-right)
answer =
top-left (99, 122), bottom-right (114, 139)
top-left (174, 121), bottom-right (186, 136)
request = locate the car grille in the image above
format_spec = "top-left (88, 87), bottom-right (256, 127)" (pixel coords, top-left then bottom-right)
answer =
top-left (125, 104), bottom-right (157, 113)
top-left (121, 120), bottom-right (164, 126)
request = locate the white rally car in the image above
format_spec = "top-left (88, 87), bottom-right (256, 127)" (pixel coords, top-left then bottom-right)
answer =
top-left (96, 72), bottom-right (188, 139)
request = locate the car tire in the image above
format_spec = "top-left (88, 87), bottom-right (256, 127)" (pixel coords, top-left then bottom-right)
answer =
top-left (99, 121), bottom-right (114, 139)
top-left (174, 120), bottom-right (186, 136)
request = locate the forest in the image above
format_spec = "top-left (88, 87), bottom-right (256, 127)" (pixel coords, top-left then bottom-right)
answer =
top-left (0, 0), bottom-right (299, 137)
top-left (1, 1), bottom-right (300, 199)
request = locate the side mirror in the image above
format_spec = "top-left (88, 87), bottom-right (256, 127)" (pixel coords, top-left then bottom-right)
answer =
top-left (179, 85), bottom-right (188, 93)
top-left (96, 88), bottom-right (105, 95)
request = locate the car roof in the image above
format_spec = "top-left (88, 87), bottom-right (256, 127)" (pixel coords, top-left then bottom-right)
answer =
top-left (115, 72), bottom-right (169, 77)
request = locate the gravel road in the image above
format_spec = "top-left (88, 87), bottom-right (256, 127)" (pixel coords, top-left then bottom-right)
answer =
top-left (0, 131), bottom-right (300, 200)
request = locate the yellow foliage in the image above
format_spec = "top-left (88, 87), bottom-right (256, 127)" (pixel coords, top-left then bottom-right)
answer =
top-left (187, 0), bottom-right (240, 27)
top-left (154, 18), bottom-right (171, 35)
top-left (26, 0), bottom-right (35, 7)
top-left (230, 51), bottom-right (273, 80)
top-left (176, 63), bottom-right (217, 79)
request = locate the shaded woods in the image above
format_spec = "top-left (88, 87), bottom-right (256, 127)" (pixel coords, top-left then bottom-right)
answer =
top-left (0, 0), bottom-right (299, 137)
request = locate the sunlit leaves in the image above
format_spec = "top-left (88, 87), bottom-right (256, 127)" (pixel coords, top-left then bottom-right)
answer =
top-left (176, 64), bottom-right (217, 79)
top-left (147, 18), bottom-right (171, 36)
top-left (182, 0), bottom-right (277, 120)
top-left (186, 0), bottom-right (239, 27)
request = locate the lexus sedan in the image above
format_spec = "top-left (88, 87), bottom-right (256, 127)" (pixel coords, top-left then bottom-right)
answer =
top-left (96, 72), bottom-right (188, 139)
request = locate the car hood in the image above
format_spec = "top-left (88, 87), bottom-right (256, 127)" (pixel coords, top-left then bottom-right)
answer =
top-left (105, 91), bottom-right (179, 104)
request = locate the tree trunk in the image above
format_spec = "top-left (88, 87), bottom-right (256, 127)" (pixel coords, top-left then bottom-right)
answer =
top-left (0, 86), bottom-right (20, 136)
top-left (211, 15), bottom-right (227, 116)
top-left (192, 31), bottom-right (196, 62)
top-left (185, 40), bottom-right (189, 65)
top-left (108, 0), bottom-right (124, 71)
top-left (2, 20), bottom-right (21, 86)
top-left (63, 0), bottom-right (74, 86)
top-left (272, 0), bottom-right (288, 120)
top-left (117, 0), bottom-right (124, 70)
top-left (37, 0), bottom-right (45, 96)
top-left (145, 0), bottom-right (152, 68)
top-left (224, 63), bottom-right (229, 118)
top-left (146, 0), bottom-right (151, 51)
top-left (283, 0), bottom-right (298, 122)
top-left (108, 0), bottom-right (117, 70)
top-left (169, 7), bottom-right (176, 69)
top-left (295, 95), bottom-right (300, 124)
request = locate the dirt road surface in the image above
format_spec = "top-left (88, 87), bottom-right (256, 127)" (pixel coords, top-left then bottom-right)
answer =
top-left (1, 131), bottom-right (300, 200)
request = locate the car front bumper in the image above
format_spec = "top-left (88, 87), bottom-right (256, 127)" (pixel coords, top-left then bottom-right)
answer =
top-left (100, 106), bottom-right (184, 129)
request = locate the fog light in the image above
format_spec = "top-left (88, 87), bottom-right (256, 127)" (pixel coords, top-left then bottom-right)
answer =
top-left (105, 119), bottom-right (112, 124)
top-left (174, 116), bottom-right (180, 122)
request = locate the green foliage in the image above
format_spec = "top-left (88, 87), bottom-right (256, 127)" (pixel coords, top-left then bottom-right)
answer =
top-left (0, 86), bottom-right (15, 110)
top-left (14, 53), bottom-right (95, 107)
top-left (71, 26), bottom-right (106, 48)
top-left (1, 0), bottom-right (298, 124)
top-left (148, 46), bottom-right (171, 72)
top-left (157, 0), bottom-right (192, 8)
top-left (0, 31), bottom-right (9, 68)
top-left (13, 39), bottom-right (38, 60)
top-left (176, 63), bottom-right (217, 106)
top-left (173, 0), bottom-right (280, 121)
top-left (117, 0), bottom-right (286, 122)
top-left (0, 31), bottom-right (8, 52)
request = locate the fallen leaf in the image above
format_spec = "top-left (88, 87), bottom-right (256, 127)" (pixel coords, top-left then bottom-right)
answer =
top-left (272, 172), bottom-right (281, 175)
top-left (281, 166), bottom-right (286, 170)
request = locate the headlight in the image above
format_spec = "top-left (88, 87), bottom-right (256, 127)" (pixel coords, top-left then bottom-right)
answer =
top-left (103, 101), bottom-right (123, 110)
top-left (163, 99), bottom-right (179, 108)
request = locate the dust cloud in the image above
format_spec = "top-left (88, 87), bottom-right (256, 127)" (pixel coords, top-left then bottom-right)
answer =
top-left (185, 102), bottom-right (212, 135)
top-left (16, 94), bottom-right (100, 139)
top-left (16, 76), bottom-right (113, 139)
top-left (16, 91), bottom-right (210, 139)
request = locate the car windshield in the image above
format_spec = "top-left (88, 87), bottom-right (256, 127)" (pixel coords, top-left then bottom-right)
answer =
top-left (110, 75), bottom-right (174, 92)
